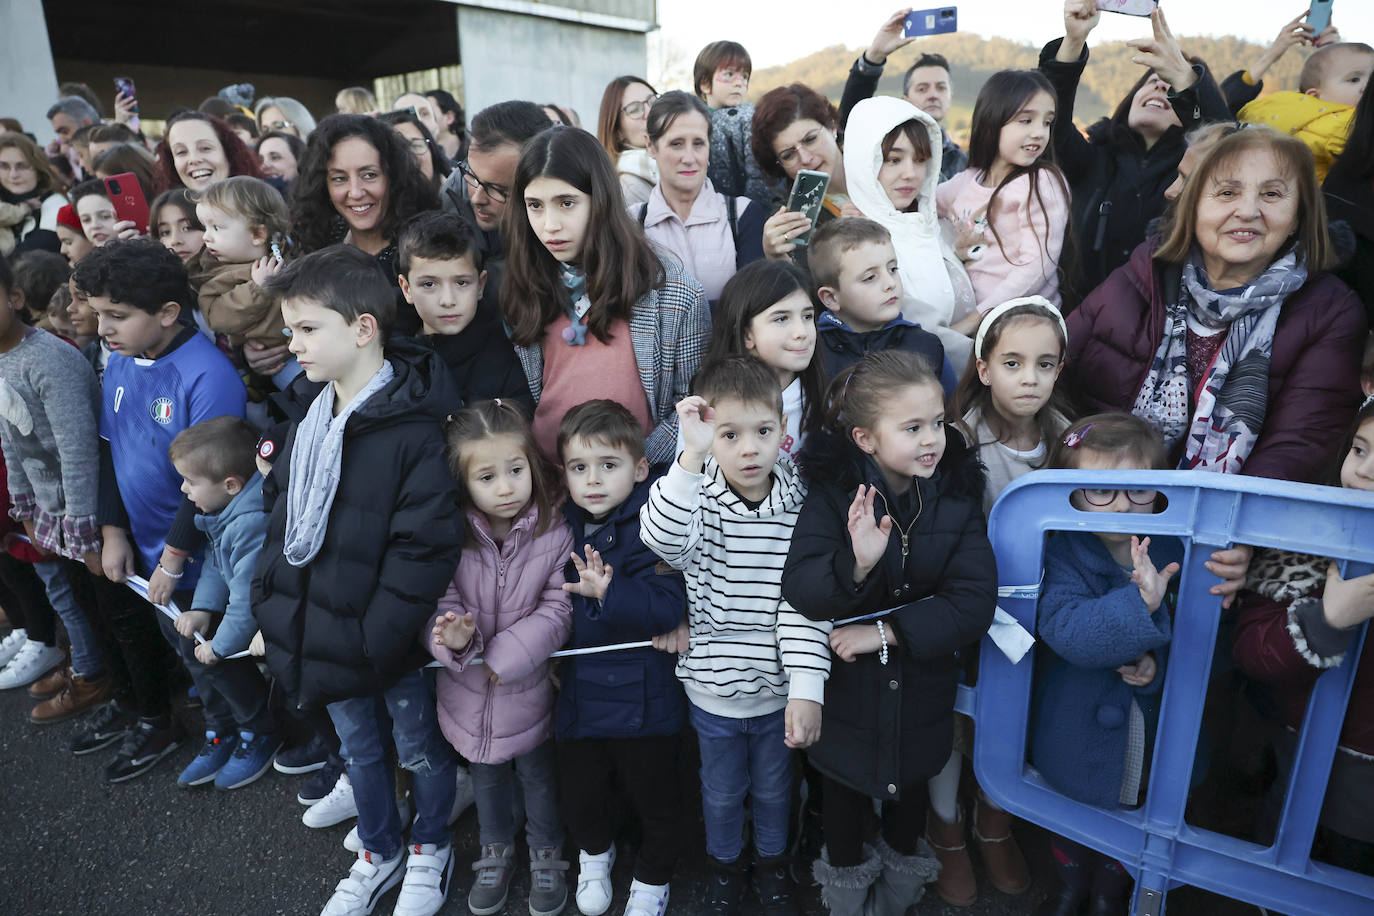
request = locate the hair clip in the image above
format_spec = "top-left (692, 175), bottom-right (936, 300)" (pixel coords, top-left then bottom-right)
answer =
top-left (494, 398), bottom-right (502, 407)
top-left (1063, 424), bottom-right (1093, 448)
top-left (1362, 392), bottom-right (1374, 412)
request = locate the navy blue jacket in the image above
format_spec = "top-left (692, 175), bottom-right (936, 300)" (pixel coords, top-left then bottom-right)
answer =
top-left (817, 311), bottom-right (957, 397)
top-left (555, 477), bottom-right (688, 740)
top-left (1030, 530), bottom-right (1180, 809)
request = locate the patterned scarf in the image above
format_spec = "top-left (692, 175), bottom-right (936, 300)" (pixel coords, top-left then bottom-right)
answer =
top-left (559, 264), bottom-right (592, 346)
top-left (1131, 248), bottom-right (1306, 473)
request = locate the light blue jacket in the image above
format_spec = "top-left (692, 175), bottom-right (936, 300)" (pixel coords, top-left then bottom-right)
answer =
top-left (192, 473), bottom-right (268, 658)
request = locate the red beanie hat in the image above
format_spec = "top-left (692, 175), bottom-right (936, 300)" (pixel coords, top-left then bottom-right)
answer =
top-left (56, 204), bottom-right (81, 232)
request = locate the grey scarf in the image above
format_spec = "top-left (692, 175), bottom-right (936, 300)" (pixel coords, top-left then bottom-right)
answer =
top-left (283, 361), bottom-right (396, 566)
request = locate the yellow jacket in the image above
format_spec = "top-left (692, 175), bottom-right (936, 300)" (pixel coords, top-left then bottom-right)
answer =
top-left (1239, 91), bottom-right (1354, 184)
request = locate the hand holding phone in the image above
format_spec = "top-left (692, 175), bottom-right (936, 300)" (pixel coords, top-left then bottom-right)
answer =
top-left (103, 173), bottom-right (149, 237)
top-left (1307, 0), bottom-right (1334, 35)
top-left (785, 170), bottom-right (830, 247)
top-left (1096, 0), bottom-right (1159, 16)
top-left (904, 6), bottom-right (958, 37)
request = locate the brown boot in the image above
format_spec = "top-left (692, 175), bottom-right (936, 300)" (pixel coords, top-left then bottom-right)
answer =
top-left (29, 664), bottom-right (70, 700)
top-left (926, 807), bottom-right (977, 906)
top-left (30, 671), bottom-right (109, 725)
top-left (973, 794), bottom-right (1031, 896)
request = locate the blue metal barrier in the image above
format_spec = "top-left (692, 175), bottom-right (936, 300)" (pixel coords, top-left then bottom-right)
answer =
top-left (972, 470), bottom-right (1374, 916)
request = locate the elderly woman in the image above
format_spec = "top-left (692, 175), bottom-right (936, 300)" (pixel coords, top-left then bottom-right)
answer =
top-left (596, 76), bottom-right (659, 207)
top-left (633, 91), bottom-right (766, 303)
top-left (1066, 126), bottom-right (1367, 485)
top-left (254, 96), bottom-right (316, 139)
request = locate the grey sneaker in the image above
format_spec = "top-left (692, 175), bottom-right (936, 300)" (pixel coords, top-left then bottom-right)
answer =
top-left (469, 842), bottom-right (515, 916)
top-left (528, 846), bottom-right (569, 916)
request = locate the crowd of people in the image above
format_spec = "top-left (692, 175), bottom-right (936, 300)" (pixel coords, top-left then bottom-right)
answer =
top-left (1, 2), bottom-right (1373, 915)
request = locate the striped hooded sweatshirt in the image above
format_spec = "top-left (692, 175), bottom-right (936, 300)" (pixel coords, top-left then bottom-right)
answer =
top-left (640, 454), bottom-right (831, 718)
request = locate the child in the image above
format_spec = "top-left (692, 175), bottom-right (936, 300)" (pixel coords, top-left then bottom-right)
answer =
top-left (1233, 397), bottom-right (1374, 876)
top-left (694, 40), bottom-right (775, 207)
top-left (72, 239), bottom-right (248, 783)
top-left (150, 188), bottom-right (206, 263)
top-left (809, 218), bottom-right (956, 395)
top-left (427, 400), bottom-right (574, 916)
top-left (0, 255), bottom-right (106, 719)
top-left (781, 350), bottom-right (997, 916)
top-left (396, 210), bottom-right (534, 414)
top-left (703, 260), bottom-right (826, 462)
top-left (66, 275), bottom-right (108, 381)
top-left (841, 97), bottom-right (979, 369)
top-left (640, 355), bottom-right (831, 916)
top-left (71, 179), bottom-right (119, 249)
top-left (1031, 413), bottom-right (1184, 915)
top-left (554, 400), bottom-right (688, 916)
top-left (937, 70), bottom-right (1071, 316)
top-left (45, 284), bottom-right (79, 341)
top-left (253, 244), bottom-right (463, 916)
top-left (955, 297), bottom-right (1072, 516)
top-left (1239, 42), bottom-right (1374, 183)
top-left (10, 250), bottom-right (70, 326)
top-left (55, 203), bottom-right (93, 265)
top-left (167, 416), bottom-right (280, 790)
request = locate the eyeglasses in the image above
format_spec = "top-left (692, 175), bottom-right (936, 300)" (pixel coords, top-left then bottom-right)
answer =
top-left (263, 120), bottom-right (294, 131)
top-left (457, 160), bottom-right (509, 203)
top-left (0, 162), bottom-right (35, 174)
top-left (1079, 488), bottom-right (1158, 507)
top-left (620, 94), bottom-right (659, 120)
top-left (776, 129), bottom-right (829, 167)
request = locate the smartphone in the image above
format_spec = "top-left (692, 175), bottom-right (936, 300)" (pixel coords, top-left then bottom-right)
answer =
top-left (1095, 0), bottom-right (1160, 15)
top-left (1308, 0), bottom-right (1333, 34)
top-left (113, 76), bottom-right (138, 114)
top-left (904, 6), bottom-right (958, 37)
top-left (103, 173), bottom-right (149, 236)
top-left (786, 169), bottom-right (830, 247)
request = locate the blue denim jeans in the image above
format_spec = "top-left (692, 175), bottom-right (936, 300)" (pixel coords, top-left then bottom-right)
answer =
top-left (33, 559), bottom-right (102, 678)
top-left (328, 670), bottom-right (458, 858)
top-left (688, 703), bottom-right (794, 862)
top-left (469, 740), bottom-right (562, 850)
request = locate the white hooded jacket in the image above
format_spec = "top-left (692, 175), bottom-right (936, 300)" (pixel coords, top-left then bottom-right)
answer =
top-left (843, 97), bottom-right (976, 369)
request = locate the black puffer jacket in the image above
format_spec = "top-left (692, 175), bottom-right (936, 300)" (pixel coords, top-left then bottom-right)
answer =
top-left (252, 338), bottom-right (464, 709)
top-left (782, 425), bottom-right (996, 800)
top-left (1039, 39), bottom-right (1231, 302)
top-left (423, 302), bottom-right (535, 416)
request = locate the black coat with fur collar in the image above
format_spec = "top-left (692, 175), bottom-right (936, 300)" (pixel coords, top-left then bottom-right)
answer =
top-left (782, 425), bottom-right (996, 800)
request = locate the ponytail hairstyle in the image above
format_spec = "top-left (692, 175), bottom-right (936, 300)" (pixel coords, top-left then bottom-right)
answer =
top-left (705, 259), bottom-right (826, 440)
top-left (445, 399), bottom-right (558, 539)
top-left (952, 299), bottom-right (1072, 462)
top-left (824, 349), bottom-right (943, 436)
top-left (1048, 412), bottom-right (1167, 472)
top-left (195, 175), bottom-right (292, 258)
top-left (500, 126), bottom-right (663, 347)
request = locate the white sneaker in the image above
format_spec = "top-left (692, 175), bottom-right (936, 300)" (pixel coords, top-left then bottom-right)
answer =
top-left (320, 849), bottom-right (405, 916)
top-left (304, 771), bottom-right (359, 828)
top-left (0, 628), bottom-right (28, 667)
top-left (390, 842), bottom-right (454, 916)
top-left (575, 846), bottom-right (616, 916)
top-left (622, 880), bottom-right (669, 916)
top-left (345, 795), bottom-right (412, 852)
top-left (449, 765), bottom-right (475, 825)
top-left (0, 640), bottom-right (64, 689)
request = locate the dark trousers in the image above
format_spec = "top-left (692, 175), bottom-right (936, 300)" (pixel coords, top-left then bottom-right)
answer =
top-left (822, 774), bottom-right (928, 867)
top-left (0, 554), bottom-right (56, 645)
top-left (558, 734), bottom-right (683, 886)
top-left (153, 602), bottom-right (273, 735)
top-left (74, 572), bottom-right (177, 718)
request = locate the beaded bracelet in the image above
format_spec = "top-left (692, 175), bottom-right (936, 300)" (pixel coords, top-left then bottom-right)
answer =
top-left (156, 563), bottom-right (184, 580)
top-left (876, 620), bottom-right (889, 666)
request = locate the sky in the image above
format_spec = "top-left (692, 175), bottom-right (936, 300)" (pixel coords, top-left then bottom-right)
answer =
top-left (654, 1), bottom-right (1374, 71)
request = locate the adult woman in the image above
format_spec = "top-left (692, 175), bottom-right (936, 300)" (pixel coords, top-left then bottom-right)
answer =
top-left (254, 96), bottom-right (316, 139)
top-left (1323, 81), bottom-right (1374, 323)
top-left (596, 76), bottom-right (659, 207)
top-left (335, 86), bottom-right (377, 116)
top-left (425, 88), bottom-right (466, 161)
top-left (0, 132), bottom-right (68, 255)
top-left (1041, 1), bottom-right (1231, 297)
top-left (1066, 127), bottom-right (1367, 486)
top-left (255, 130), bottom-right (306, 184)
top-left (502, 126), bottom-right (709, 464)
top-left (634, 92), bottom-right (766, 303)
top-left (379, 110), bottom-right (451, 191)
top-left (751, 83), bottom-right (854, 261)
top-left (153, 111), bottom-right (262, 193)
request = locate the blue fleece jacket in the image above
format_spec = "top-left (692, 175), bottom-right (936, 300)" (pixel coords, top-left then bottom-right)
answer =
top-left (192, 473), bottom-right (269, 658)
top-left (1030, 530), bottom-right (1181, 808)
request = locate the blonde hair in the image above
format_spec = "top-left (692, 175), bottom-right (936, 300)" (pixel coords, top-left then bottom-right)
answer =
top-left (194, 176), bottom-right (290, 254)
top-left (335, 86), bottom-right (377, 116)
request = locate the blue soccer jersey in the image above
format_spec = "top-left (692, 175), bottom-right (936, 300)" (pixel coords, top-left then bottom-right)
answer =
top-left (100, 329), bottom-right (246, 586)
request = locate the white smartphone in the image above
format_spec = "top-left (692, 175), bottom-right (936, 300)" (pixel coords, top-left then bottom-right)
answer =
top-left (1096, 0), bottom-right (1159, 16)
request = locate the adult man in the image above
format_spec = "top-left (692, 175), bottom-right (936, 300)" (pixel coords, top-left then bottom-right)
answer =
top-left (46, 96), bottom-right (100, 179)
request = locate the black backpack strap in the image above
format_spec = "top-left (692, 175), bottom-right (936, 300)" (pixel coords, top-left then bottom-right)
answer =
top-left (639, 203), bottom-right (648, 226)
top-left (727, 195), bottom-right (742, 268)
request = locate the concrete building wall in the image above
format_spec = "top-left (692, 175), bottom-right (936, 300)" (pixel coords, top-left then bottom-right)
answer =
top-left (0, 0), bottom-right (61, 143)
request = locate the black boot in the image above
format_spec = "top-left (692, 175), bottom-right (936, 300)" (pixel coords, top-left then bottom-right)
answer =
top-left (704, 856), bottom-right (749, 916)
top-left (1083, 857), bottom-right (1131, 916)
top-left (1035, 840), bottom-right (1089, 916)
top-left (753, 854), bottom-right (801, 916)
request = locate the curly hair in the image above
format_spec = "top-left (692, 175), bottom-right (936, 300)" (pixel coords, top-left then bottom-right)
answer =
top-left (71, 238), bottom-right (190, 314)
top-left (289, 113), bottom-right (440, 254)
top-left (750, 83), bottom-right (838, 182)
top-left (153, 111), bottom-right (263, 194)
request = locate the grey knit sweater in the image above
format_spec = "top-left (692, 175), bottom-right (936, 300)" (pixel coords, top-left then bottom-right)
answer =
top-left (0, 328), bottom-right (101, 558)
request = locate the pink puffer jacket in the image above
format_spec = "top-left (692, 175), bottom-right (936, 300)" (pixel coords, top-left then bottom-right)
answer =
top-left (428, 503), bottom-right (573, 764)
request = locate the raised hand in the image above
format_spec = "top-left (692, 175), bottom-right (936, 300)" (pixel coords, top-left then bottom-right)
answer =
top-left (1131, 536), bottom-right (1180, 612)
top-left (432, 610), bottom-right (477, 652)
top-left (1058, 0), bottom-right (1102, 62)
top-left (1127, 8), bottom-right (1197, 91)
top-left (676, 395), bottom-right (716, 471)
top-left (866, 8), bottom-right (916, 65)
top-left (848, 484), bottom-right (893, 583)
top-left (563, 545), bottom-right (614, 601)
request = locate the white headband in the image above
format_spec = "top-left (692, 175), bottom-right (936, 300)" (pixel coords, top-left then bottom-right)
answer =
top-left (974, 296), bottom-right (1069, 358)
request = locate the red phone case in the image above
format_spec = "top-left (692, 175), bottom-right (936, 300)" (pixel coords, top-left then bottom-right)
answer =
top-left (103, 173), bottom-right (149, 236)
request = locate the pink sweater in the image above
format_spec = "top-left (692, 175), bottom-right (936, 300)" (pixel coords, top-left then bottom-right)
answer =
top-left (937, 168), bottom-right (1069, 313)
top-left (428, 503), bottom-right (574, 765)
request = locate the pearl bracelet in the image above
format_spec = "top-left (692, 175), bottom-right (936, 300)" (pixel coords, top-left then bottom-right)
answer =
top-left (876, 620), bottom-right (889, 666)
top-left (156, 563), bottom-right (184, 580)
